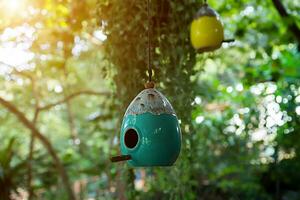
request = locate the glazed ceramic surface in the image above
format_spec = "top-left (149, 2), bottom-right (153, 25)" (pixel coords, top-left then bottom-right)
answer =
top-left (120, 88), bottom-right (181, 167)
top-left (125, 88), bottom-right (175, 115)
top-left (190, 4), bottom-right (224, 51)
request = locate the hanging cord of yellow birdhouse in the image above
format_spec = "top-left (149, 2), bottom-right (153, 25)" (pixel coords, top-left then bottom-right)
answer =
top-left (145, 0), bottom-right (155, 89)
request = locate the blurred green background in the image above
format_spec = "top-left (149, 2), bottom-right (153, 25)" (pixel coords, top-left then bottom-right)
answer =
top-left (0, 0), bottom-right (299, 199)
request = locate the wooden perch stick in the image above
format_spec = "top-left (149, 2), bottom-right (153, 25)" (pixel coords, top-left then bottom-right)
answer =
top-left (111, 155), bottom-right (132, 162)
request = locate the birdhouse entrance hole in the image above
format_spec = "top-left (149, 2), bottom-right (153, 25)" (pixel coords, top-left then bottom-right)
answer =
top-left (124, 129), bottom-right (138, 149)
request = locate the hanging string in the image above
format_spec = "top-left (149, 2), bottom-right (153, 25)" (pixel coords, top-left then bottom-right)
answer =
top-left (147, 0), bottom-right (152, 82)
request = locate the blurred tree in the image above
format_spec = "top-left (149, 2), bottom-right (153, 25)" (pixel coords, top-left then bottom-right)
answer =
top-left (0, 0), bottom-right (112, 199)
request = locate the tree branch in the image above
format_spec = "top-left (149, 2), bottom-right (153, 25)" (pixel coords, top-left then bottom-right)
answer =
top-left (0, 97), bottom-right (76, 200)
top-left (39, 90), bottom-right (110, 111)
top-left (27, 76), bottom-right (40, 200)
top-left (272, 0), bottom-right (300, 48)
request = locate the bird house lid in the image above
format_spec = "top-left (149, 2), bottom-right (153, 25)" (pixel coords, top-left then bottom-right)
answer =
top-left (194, 3), bottom-right (218, 19)
top-left (125, 88), bottom-right (176, 116)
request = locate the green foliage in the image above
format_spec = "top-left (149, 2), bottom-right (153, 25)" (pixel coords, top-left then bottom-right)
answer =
top-left (0, 138), bottom-right (27, 200)
top-left (0, 0), bottom-right (299, 199)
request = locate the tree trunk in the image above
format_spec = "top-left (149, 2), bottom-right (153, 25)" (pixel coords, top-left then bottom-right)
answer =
top-left (27, 135), bottom-right (35, 200)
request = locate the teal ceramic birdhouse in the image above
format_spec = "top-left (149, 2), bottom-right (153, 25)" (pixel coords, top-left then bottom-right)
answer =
top-left (112, 86), bottom-right (181, 167)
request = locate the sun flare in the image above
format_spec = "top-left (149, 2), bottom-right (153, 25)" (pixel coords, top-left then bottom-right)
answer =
top-left (0, 0), bottom-right (26, 14)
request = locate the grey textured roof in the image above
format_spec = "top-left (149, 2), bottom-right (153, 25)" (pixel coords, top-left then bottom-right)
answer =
top-left (125, 88), bottom-right (176, 116)
top-left (194, 3), bottom-right (219, 19)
